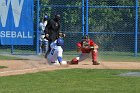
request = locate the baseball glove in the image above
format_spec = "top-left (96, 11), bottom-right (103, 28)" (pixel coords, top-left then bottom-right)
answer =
top-left (90, 45), bottom-right (99, 49)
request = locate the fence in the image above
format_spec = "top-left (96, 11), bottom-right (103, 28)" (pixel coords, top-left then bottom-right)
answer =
top-left (0, 0), bottom-right (140, 57)
top-left (38, 0), bottom-right (140, 57)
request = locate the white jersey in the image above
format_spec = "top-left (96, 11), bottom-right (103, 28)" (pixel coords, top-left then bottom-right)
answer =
top-left (39, 21), bottom-right (48, 34)
top-left (47, 46), bottom-right (63, 63)
top-left (39, 21), bottom-right (48, 41)
top-left (39, 21), bottom-right (47, 31)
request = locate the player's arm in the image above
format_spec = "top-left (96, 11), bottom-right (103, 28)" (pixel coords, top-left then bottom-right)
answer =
top-left (44, 26), bottom-right (49, 38)
top-left (44, 20), bottom-right (52, 38)
top-left (58, 32), bottom-right (66, 38)
top-left (90, 40), bottom-right (99, 49)
top-left (39, 23), bottom-right (44, 31)
top-left (76, 42), bottom-right (82, 52)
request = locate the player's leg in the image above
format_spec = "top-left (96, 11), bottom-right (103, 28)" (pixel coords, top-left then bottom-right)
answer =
top-left (45, 57), bottom-right (52, 65)
top-left (40, 35), bottom-right (46, 54)
top-left (45, 54), bottom-right (59, 65)
top-left (44, 39), bottom-right (49, 54)
top-left (39, 39), bottom-right (43, 54)
top-left (78, 53), bottom-right (89, 62)
top-left (91, 49), bottom-right (100, 65)
top-left (44, 40), bottom-right (51, 58)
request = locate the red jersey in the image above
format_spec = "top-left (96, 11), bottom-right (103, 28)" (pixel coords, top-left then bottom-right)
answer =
top-left (76, 39), bottom-right (96, 53)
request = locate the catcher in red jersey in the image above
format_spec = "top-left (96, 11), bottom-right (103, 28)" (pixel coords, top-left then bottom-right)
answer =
top-left (68, 35), bottom-right (100, 65)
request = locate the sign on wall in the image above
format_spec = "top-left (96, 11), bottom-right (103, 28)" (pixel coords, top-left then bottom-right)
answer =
top-left (0, 0), bottom-right (34, 45)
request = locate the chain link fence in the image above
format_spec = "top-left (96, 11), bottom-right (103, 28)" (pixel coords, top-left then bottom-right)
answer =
top-left (0, 0), bottom-right (140, 57)
top-left (39, 0), bottom-right (140, 57)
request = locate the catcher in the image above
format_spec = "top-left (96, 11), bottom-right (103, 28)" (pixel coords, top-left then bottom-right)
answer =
top-left (68, 35), bottom-right (100, 65)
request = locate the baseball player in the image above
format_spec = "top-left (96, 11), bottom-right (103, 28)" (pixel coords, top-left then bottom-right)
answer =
top-left (39, 15), bottom-right (49, 54)
top-left (46, 38), bottom-right (67, 65)
top-left (44, 31), bottom-right (66, 58)
top-left (68, 35), bottom-right (100, 65)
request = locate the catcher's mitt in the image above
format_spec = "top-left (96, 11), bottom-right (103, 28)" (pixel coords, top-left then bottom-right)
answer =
top-left (90, 45), bottom-right (99, 49)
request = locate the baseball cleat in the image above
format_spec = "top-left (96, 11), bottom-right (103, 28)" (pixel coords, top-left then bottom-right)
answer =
top-left (92, 61), bottom-right (100, 65)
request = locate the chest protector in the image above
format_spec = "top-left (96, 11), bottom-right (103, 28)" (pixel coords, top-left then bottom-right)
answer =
top-left (82, 40), bottom-right (90, 48)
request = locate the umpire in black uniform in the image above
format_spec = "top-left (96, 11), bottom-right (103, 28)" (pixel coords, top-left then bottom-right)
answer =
top-left (44, 14), bottom-right (61, 56)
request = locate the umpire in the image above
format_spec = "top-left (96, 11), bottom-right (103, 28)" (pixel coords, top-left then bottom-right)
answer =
top-left (44, 14), bottom-right (61, 55)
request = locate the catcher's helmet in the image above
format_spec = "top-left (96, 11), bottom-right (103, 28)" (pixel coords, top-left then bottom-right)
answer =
top-left (82, 35), bottom-right (89, 40)
top-left (57, 38), bottom-right (64, 46)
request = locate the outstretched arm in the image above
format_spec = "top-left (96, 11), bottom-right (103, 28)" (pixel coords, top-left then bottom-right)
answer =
top-left (76, 42), bottom-right (82, 52)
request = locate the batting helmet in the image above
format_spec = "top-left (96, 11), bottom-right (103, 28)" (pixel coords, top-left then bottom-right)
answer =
top-left (43, 15), bottom-right (48, 21)
top-left (44, 15), bottom-right (48, 19)
top-left (57, 38), bottom-right (64, 46)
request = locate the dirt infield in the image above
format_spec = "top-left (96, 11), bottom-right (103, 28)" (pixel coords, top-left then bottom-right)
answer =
top-left (0, 58), bottom-right (140, 76)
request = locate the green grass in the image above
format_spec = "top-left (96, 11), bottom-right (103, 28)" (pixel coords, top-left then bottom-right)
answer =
top-left (63, 51), bottom-right (140, 62)
top-left (0, 69), bottom-right (140, 93)
top-left (0, 51), bottom-right (140, 62)
top-left (0, 55), bottom-right (27, 60)
top-left (0, 54), bottom-right (139, 62)
top-left (0, 66), bottom-right (7, 69)
top-left (64, 54), bottom-right (140, 62)
top-left (99, 55), bottom-right (140, 62)
top-left (98, 51), bottom-right (140, 62)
